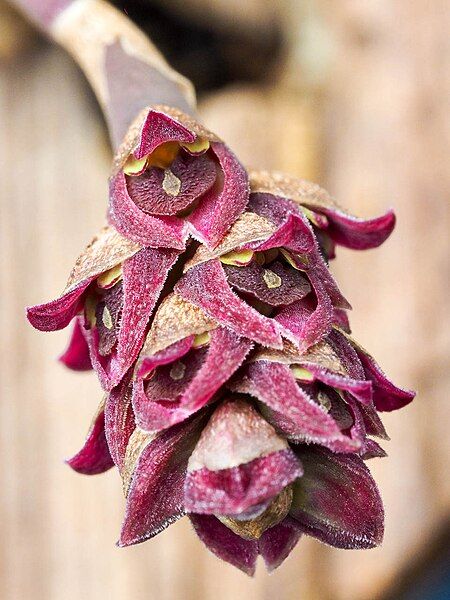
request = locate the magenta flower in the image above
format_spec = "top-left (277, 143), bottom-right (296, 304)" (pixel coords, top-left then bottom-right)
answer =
top-left (27, 163), bottom-right (414, 574)
top-left (109, 106), bottom-right (249, 249)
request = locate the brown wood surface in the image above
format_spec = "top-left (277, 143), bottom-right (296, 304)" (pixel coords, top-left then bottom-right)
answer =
top-left (1, 2), bottom-right (449, 599)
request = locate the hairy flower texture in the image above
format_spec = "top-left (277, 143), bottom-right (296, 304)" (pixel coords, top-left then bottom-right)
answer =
top-left (27, 226), bottom-right (181, 390)
top-left (28, 142), bottom-right (414, 573)
top-left (109, 105), bottom-right (249, 250)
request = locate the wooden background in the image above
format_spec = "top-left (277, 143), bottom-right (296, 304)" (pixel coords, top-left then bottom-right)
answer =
top-left (0, 1), bottom-right (449, 599)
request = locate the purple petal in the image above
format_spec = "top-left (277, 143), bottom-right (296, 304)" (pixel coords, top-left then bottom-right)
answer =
top-left (190, 514), bottom-right (258, 576)
top-left (328, 329), bottom-right (365, 379)
top-left (104, 376), bottom-right (136, 472)
top-left (136, 109), bottom-right (196, 158)
top-left (59, 317), bottom-right (92, 371)
top-left (290, 446), bottom-right (384, 549)
top-left (66, 402), bottom-right (114, 475)
top-left (187, 143), bottom-right (249, 249)
top-left (332, 329), bottom-right (415, 411)
top-left (248, 192), bottom-right (301, 226)
top-left (247, 212), bottom-right (315, 255)
top-left (175, 260), bottom-right (282, 348)
top-left (361, 439), bottom-right (388, 460)
top-left (333, 308), bottom-right (351, 332)
top-left (355, 346), bottom-right (416, 412)
top-left (27, 278), bottom-right (92, 332)
top-left (119, 412), bottom-right (206, 547)
top-left (86, 247), bottom-right (180, 390)
top-left (232, 361), bottom-right (359, 453)
top-left (299, 363), bottom-right (372, 405)
top-left (108, 171), bottom-right (188, 248)
top-left (223, 260), bottom-right (311, 307)
top-left (318, 207), bottom-right (396, 250)
top-left (126, 150), bottom-right (216, 216)
top-left (258, 517), bottom-right (302, 571)
top-left (137, 336), bottom-right (194, 380)
top-left (133, 328), bottom-right (252, 431)
top-left (184, 449), bottom-right (301, 515)
top-left (276, 292), bottom-right (334, 353)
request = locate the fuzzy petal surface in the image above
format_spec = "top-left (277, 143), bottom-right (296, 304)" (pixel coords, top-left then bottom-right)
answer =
top-left (290, 446), bottom-right (384, 549)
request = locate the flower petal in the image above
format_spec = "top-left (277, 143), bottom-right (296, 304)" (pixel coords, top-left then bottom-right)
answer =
top-left (187, 143), bottom-right (249, 249)
top-left (137, 336), bottom-right (194, 380)
top-left (184, 212), bottom-right (275, 272)
top-left (335, 330), bottom-right (415, 411)
top-left (189, 514), bottom-right (258, 576)
top-left (185, 449), bottom-right (301, 516)
top-left (66, 399), bottom-right (114, 475)
top-left (104, 376), bottom-right (136, 472)
top-left (119, 412), bottom-right (207, 547)
top-left (258, 518), bottom-right (302, 572)
top-left (59, 317), bottom-right (92, 371)
top-left (137, 293), bottom-right (216, 361)
top-left (249, 170), bottom-right (395, 250)
top-left (223, 260), bottom-right (311, 307)
top-left (126, 150), bottom-right (216, 216)
top-left (184, 399), bottom-right (302, 514)
top-left (85, 247), bottom-right (180, 390)
top-left (275, 292), bottom-right (335, 352)
top-left (27, 226), bottom-right (142, 331)
top-left (232, 361), bottom-right (359, 453)
top-left (109, 171), bottom-right (188, 248)
top-left (290, 446), bottom-right (384, 549)
top-left (133, 328), bottom-right (252, 431)
top-left (354, 344), bottom-right (416, 412)
top-left (318, 208), bottom-right (396, 250)
top-left (27, 279), bottom-right (91, 332)
top-left (175, 260), bottom-right (283, 348)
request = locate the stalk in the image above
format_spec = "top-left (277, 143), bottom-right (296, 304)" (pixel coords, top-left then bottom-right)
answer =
top-left (9, 0), bottom-right (196, 148)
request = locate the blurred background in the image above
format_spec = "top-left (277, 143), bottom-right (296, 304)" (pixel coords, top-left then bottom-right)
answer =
top-left (0, 1), bottom-right (449, 599)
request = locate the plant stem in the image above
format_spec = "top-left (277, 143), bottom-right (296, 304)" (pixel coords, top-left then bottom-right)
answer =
top-left (9, 0), bottom-right (196, 148)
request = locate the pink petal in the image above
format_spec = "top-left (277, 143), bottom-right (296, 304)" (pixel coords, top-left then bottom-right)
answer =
top-left (184, 449), bottom-right (301, 515)
top-left (275, 291), bottom-right (335, 352)
top-left (355, 347), bottom-right (416, 412)
top-left (248, 193), bottom-right (350, 309)
top-left (108, 171), bottom-right (188, 248)
top-left (187, 143), bottom-right (249, 249)
top-left (136, 109), bottom-right (196, 158)
top-left (137, 336), bottom-right (194, 380)
top-left (104, 376), bottom-right (136, 472)
top-left (27, 278), bottom-right (92, 332)
top-left (318, 207), bottom-right (396, 250)
top-left (59, 317), bottom-right (92, 371)
top-left (86, 247), bottom-right (180, 390)
top-left (232, 361), bottom-right (359, 453)
top-left (248, 192), bottom-right (300, 226)
top-left (133, 328), bottom-right (252, 431)
top-left (290, 446), bottom-right (384, 549)
top-left (175, 260), bottom-right (282, 348)
top-left (119, 412), bottom-right (207, 547)
top-left (247, 212), bottom-right (315, 255)
top-left (66, 404), bottom-right (114, 475)
top-left (299, 363), bottom-right (373, 405)
top-left (258, 518), bottom-right (302, 572)
top-left (189, 514), bottom-right (258, 576)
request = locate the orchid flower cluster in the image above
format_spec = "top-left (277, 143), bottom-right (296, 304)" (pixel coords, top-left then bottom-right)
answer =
top-left (28, 106), bottom-right (415, 575)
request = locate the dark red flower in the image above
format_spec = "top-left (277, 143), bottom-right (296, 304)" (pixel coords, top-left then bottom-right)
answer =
top-left (109, 106), bottom-right (249, 249)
